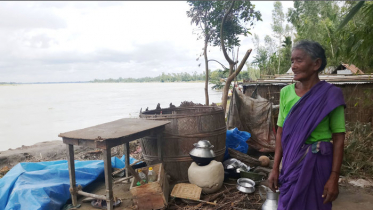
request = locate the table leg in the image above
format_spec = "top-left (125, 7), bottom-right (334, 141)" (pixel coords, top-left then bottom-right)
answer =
top-left (66, 144), bottom-right (78, 206)
top-left (124, 142), bottom-right (130, 179)
top-left (103, 149), bottom-right (113, 210)
top-left (157, 133), bottom-right (163, 162)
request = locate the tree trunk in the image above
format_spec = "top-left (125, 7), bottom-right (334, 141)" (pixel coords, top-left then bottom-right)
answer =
top-left (221, 63), bottom-right (234, 114)
top-left (278, 55), bottom-right (281, 75)
top-left (204, 37), bottom-right (209, 105)
top-left (217, 1), bottom-right (252, 113)
top-left (278, 39), bottom-right (281, 75)
top-left (221, 50), bottom-right (252, 113)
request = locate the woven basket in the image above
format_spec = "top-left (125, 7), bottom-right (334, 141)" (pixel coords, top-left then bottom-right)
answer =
top-left (140, 106), bottom-right (226, 181)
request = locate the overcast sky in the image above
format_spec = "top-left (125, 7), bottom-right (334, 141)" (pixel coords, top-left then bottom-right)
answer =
top-left (0, 1), bottom-right (294, 83)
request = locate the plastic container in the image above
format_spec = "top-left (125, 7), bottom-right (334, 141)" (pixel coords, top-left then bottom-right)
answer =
top-left (147, 167), bottom-right (157, 182)
top-left (138, 169), bottom-right (147, 183)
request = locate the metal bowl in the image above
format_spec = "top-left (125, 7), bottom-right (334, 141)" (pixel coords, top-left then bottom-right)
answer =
top-left (193, 140), bottom-right (214, 148)
top-left (189, 147), bottom-right (215, 159)
top-left (236, 178), bottom-right (255, 194)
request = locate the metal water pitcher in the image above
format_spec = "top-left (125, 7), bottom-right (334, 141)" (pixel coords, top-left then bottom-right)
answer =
top-left (259, 185), bottom-right (279, 210)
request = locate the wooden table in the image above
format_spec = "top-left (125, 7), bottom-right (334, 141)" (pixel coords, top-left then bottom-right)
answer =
top-left (59, 118), bottom-right (170, 210)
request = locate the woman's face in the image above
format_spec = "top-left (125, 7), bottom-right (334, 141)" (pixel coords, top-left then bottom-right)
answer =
top-left (291, 49), bottom-right (320, 81)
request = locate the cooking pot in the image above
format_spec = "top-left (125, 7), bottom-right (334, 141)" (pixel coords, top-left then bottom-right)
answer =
top-left (189, 140), bottom-right (216, 166)
top-left (236, 178), bottom-right (255, 193)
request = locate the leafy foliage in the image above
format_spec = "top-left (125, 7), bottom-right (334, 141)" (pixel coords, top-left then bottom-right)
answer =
top-left (342, 122), bottom-right (373, 178)
top-left (251, 2), bottom-right (292, 76)
top-left (187, 1), bottom-right (261, 105)
top-left (187, 1), bottom-right (261, 55)
top-left (337, 1), bottom-right (373, 71)
top-left (288, 1), bottom-right (373, 72)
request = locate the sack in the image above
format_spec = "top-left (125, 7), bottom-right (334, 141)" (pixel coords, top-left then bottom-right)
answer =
top-left (224, 128), bottom-right (250, 160)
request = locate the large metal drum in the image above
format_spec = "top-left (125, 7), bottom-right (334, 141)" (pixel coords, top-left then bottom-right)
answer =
top-left (139, 106), bottom-right (226, 181)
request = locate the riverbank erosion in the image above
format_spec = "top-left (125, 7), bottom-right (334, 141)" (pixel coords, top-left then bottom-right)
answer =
top-left (1, 140), bottom-right (373, 210)
top-left (0, 140), bottom-right (142, 178)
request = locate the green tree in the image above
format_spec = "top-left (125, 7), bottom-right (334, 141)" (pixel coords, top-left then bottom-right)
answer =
top-left (209, 69), bottom-right (228, 90)
top-left (271, 2), bottom-right (291, 74)
top-left (187, 1), bottom-right (215, 105)
top-left (337, 1), bottom-right (373, 71)
top-left (287, 1), bottom-right (340, 66)
top-left (211, 1), bottom-right (261, 113)
top-left (287, 1), bottom-right (373, 72)
top-left (187, 1), bottom-right (261, 108)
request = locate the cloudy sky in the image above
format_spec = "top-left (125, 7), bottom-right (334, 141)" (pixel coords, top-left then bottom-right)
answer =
top-left (0, 1), bottom-right (294, 83)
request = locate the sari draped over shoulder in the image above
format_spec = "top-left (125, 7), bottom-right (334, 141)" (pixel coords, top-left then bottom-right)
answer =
top-left (278, 81), bottom-right (345, 210)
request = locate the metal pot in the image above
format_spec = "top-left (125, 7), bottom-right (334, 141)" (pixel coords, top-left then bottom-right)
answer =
top-left (236, 178), bottom-right (255, 193)
top-left (189, 140), bottom-right (216, 166)
top-left (259, 185), bottom-right (279, 210)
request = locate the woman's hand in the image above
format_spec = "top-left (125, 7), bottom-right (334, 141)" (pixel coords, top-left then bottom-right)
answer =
top-left (268, 168), bottom-right (279, 192)
top-left (268, 126), bottom-right (283, 192)
top-left (322, 132), bottom-right (344, 203)
top-left (322, 173), bottom-right (339, 203)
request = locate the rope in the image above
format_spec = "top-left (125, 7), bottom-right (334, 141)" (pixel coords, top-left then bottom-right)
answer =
top-left (163, 127), bottom-right (226, 139)
top-left (143, 147), bottom-right (226, 162)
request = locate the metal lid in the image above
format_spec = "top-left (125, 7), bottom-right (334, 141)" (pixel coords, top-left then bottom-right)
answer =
top-left (193, 140), bottom-right (214, 148)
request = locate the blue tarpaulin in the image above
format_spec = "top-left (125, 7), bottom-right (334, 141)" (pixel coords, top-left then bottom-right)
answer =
top-left (0, 155), bottom-right (138, 210)
top-left (224, 127), bottom-right (251, 160)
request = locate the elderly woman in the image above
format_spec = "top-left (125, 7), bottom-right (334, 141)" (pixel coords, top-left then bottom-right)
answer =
top-left (268, 40), bottom-right (345, 210)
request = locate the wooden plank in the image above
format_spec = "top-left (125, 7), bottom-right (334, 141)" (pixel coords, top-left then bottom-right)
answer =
top-left (114, 176), bottom-right (133, 184)
top-left (157, 133), bottom-right (163, 162)
top-left (59, 118), bottom-right (169, 141)
top-left (127, 164), bottom-right (145, 185)
top-left (112, 160), bottom-right (141, 176)
top-left (124, 142), bottom-right (130, 181)
top-left (103, 149), bottom-right (113, 210)
top-left (77, 190), bottom-right (106, 200)
top-left (66, 144), bottom-right (78, 206)
top-left (63, 137), bottom-right (79, 145)
top-left (129, 163), bottom-right (168, 209)
top-left (95, 126), bottom-right (165, 149)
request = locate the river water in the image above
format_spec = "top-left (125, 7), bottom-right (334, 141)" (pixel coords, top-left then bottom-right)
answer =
top-left (0, 83), bottom-right (222, 150)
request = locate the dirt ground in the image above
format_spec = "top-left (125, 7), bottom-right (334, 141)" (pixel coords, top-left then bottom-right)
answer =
top-left (76, 180), bottom-right (134, 210)
top-left (71, 178), bottom-right (373, 210)
top-left (333, 185), bottom-right (373, 210)
top-left (1, 140), bottom-right (373, 210)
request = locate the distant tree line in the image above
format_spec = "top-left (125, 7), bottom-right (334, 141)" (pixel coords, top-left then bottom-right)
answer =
top-left (91, 67), bottom-right (259, 89)
top-left (91, 71), bottom-right (205, 83)
top-left (0, 82), bottom-right (16, 84)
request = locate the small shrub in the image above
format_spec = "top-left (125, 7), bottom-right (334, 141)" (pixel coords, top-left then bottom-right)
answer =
top-left (341, 122), bottom-right (373, 178)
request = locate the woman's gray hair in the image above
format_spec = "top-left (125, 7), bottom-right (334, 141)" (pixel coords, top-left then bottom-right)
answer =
top-left (292, 40), bottom-right (327, 72)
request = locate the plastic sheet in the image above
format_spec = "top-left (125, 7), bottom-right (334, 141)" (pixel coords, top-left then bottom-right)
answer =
top-left (227, 88), bottom-right (276, 152)
top-left (224, 127), bottom-right (250, 160)
top-left (0, 155), bottom-right (137, 210)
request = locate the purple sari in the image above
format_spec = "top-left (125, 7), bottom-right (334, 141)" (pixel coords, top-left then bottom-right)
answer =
top-left (278, 81), bottom-right (345, 210)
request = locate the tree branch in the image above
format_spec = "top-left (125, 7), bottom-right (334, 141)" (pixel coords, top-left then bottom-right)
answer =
top-left (226, 49), bottom-right (252, 85)
top-left (208, 59), bottom-right (229, 70)
top-left (220, 1), bottom-right (235, 65)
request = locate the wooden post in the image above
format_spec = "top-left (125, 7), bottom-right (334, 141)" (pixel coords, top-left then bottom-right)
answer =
top-left (124, 142), bottom-right (130, 180)
top-left (157, 133), bottom-right (163, 162)
top-left (103, 148), bottom-right (113, 210)
top-left (66, 144), bottom-right (78, 206)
